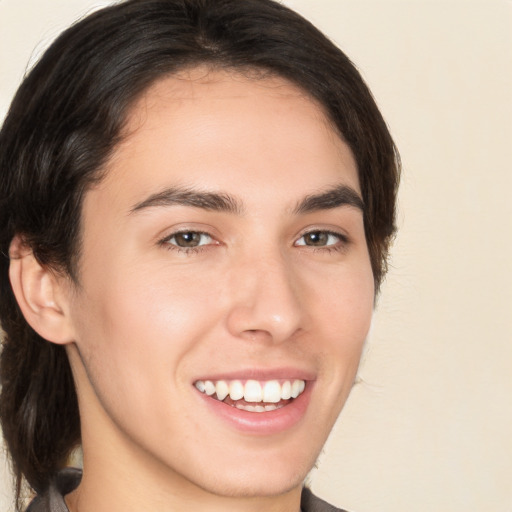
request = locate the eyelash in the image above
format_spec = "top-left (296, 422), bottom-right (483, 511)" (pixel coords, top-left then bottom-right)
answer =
top-left (158, 229), bottom-right (349, 255)
top-left (295, 230), bottom-right (349, 253)
top-left (158, 230), bottom-right (215, 255)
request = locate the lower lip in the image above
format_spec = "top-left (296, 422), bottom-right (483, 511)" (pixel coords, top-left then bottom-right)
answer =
top-left (195, 383), bottom-right (313, 435)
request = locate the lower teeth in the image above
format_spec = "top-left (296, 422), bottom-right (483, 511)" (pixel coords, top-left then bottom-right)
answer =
top-left (234, 403), bottom-right (284, 413)
top-left (213, 395), bottom-right (290, 413)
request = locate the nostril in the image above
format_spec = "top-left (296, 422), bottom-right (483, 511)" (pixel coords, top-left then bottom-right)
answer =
top-left (241, 328), bottom-right (274, 342)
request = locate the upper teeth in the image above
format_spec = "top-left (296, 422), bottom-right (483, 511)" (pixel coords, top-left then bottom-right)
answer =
top-left (194, 379), bottom-right (306, 403)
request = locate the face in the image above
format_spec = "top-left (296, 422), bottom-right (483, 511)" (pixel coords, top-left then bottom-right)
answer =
top-left (65, 68), bottom-right (374, 499)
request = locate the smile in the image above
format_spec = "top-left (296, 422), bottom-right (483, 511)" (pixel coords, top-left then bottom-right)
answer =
top-left (194, 379), bottom-right (306, 412)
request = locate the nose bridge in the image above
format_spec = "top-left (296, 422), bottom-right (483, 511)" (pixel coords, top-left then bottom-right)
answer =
top-left (226, 245), bottom-right (303, 343)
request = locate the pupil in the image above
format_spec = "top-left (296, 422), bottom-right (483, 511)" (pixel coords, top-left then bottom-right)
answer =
top-left (175, 232), bottom-right (200, 247)
top-left (306, 232), bottom-right (327, 246)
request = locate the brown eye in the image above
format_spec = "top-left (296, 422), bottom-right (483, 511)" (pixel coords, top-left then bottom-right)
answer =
top-left (167, 231), bottom-right (212, 248)
top-left (303, 231), bottom-right (329, 246)
top-left (295, 230), bottom-right (345, 248)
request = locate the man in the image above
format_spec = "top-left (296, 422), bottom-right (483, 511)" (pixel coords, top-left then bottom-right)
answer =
top-left (0, 1), bottom-right (399, 511)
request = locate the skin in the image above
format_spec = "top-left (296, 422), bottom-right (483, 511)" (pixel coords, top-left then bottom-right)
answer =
top-left (11, 68), bottom-right (375, 512)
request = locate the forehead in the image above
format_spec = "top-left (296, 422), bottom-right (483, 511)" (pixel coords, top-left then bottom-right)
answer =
top-left (126, 67), bottom-right (335, 132)
top-left (95, 67), bottom-right (359, 210)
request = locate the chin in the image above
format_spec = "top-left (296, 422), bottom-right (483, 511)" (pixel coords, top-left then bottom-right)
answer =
top-left (197, 469), bottom-right (307, 499)
top-left (180, 446), bottom-right (317, 499)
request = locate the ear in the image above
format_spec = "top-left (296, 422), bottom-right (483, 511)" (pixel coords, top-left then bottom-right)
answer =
top-left (9, 236), bottom-right (75, 345)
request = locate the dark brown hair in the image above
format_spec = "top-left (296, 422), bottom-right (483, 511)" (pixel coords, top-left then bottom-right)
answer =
top-left (0, 0), bottom-right (400, 508)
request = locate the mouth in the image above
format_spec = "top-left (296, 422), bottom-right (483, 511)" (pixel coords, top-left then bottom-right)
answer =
top-left (194, 379), bottom-right (306, 413)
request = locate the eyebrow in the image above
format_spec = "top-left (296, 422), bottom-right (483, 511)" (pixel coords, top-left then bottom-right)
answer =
top-left (130, 186), bottom-right (243, 215)
top-left (292, 184), bottom-right (364, 214)
top-left (129, 183), bottom-right (363, 216)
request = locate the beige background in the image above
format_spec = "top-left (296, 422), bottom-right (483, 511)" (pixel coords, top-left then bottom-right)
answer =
top-left (1, 0), bottom-right (511, 511)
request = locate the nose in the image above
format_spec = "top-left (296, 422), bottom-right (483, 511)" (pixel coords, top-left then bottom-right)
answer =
top-left (225, 251), bottom-right (304, 344)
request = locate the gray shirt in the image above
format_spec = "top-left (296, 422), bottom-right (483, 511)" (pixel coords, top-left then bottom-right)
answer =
top-left (27, 468), bottom-right (348, 512)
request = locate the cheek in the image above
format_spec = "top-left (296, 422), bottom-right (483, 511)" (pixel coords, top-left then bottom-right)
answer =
top-left (304, 260), bottom-right (374, 383)
top-left (69, 262), bottom-right (227, 444)
top-left (71, 259), bottom-right (224, 391)
top-left (296, 260), bottom-right (374, 434)
top-left (308, 261), bottom-right (374, 338)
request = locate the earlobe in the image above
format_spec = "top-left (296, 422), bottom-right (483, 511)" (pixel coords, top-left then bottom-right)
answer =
top-left (8, 236), bottom-right (75, 345)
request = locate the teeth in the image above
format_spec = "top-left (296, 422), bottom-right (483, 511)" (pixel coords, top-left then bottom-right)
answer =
top-left (262, 380), bottom-right (281, 403)
top-left (215, 380), bottom-right (229, 401)
top-left (195, 378), bottom-right (307, 404)
top-left (281, 380), bottom-right (292, 400)
top-left (244, 380), bottom-right (262, 402)
top-left (204, 380), bottom-right (216, 396)
top-left (291, 379), bottom-right (305, 398)
top-left (229, 380), bottom-right (244, 401)
top-left (236, 403), bottom-right (285, 413)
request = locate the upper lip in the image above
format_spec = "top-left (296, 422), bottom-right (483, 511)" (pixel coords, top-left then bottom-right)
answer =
top-left (193, 367), bottom-right (316, 383)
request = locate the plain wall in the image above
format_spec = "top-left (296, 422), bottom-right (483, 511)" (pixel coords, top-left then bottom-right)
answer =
top-left (1, 1), bottom-right (511, 511)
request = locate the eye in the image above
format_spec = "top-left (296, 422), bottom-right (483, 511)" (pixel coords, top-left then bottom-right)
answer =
top-left (295, 230), bottom-right (346, 247)
top-left (163, 231), bottom-right (213, 248)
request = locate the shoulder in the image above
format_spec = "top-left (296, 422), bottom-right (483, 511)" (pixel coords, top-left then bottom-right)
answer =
top-left (301, 486), bottom-right (350, 512)
top-left (26, 468), bottom-right (81, 512)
